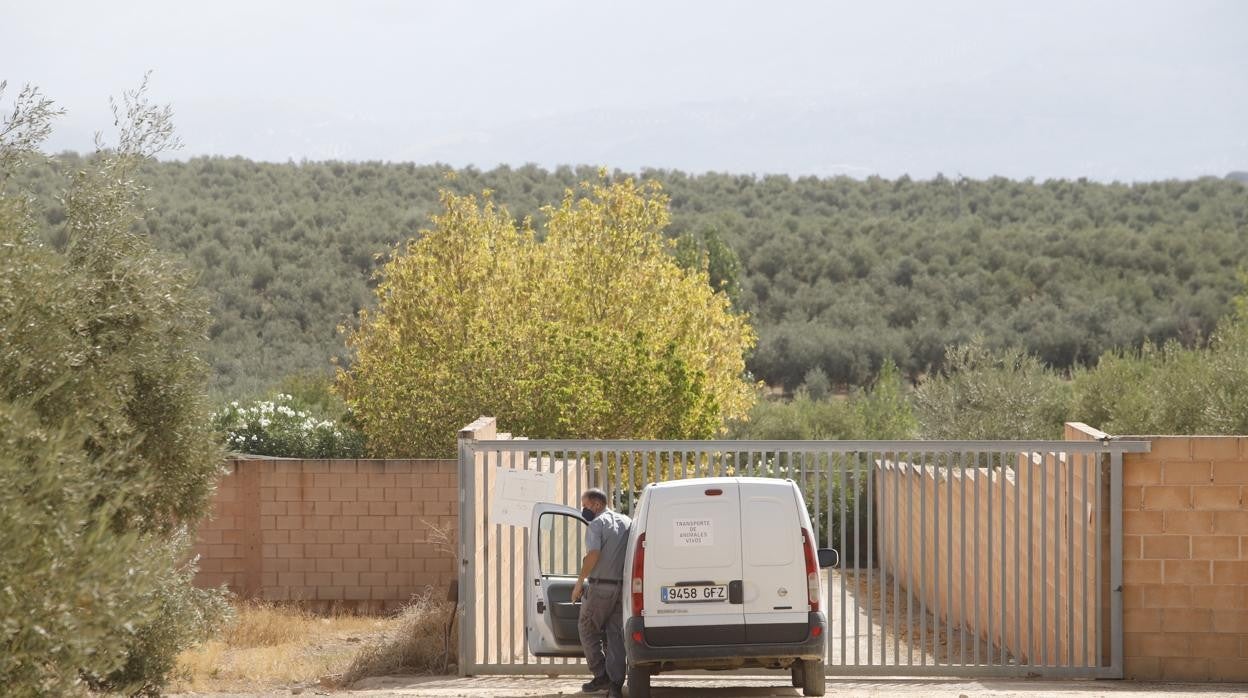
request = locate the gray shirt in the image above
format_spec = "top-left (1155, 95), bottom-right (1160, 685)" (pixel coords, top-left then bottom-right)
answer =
top-left (585, 509), bottom-right (631, 581)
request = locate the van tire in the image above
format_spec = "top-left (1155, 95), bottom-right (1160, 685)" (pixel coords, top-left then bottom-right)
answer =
top-left (800, 658), bottom-right (825, 697)
top-left (627, 665), bottom-right (651, 698)
top-left (790, 662), bottom-right (804, 687)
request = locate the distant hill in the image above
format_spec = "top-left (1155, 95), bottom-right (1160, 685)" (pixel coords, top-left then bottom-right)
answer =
top-left (1227, 171), bottom-right (1248, 183)
top-left (14, 156), bottom-right (1248, 399)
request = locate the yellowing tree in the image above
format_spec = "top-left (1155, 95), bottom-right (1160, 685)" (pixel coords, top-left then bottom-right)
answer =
top-left (339, 178), bottom-right (756, 457)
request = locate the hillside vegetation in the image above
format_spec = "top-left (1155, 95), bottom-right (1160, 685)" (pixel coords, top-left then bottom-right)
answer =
top-left (15, 156), bottom-right (1248, 398)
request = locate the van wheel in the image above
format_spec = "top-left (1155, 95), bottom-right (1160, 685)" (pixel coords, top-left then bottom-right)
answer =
top-left (790, 662), bottom-right (804, 687)
top-left (627, 665), bottom-right (651, 698)
top-left (800, 658), bottom-right (825, 697)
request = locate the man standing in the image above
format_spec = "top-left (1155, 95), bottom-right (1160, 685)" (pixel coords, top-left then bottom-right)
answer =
top-left (571, 487), bottom-right (631, 697)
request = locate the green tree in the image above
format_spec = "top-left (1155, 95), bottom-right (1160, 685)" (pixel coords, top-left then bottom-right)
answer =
top-left (1071, 276), bottom-right (1248, 435)
top-left (0, 78), bottom-right (228, 696)
top-left (339, 178), bottom-right (756, 457)
top-left (672, 226), bottom-right (743, 306)
top-left (913, 340), bottom-right (1071, 439)
top-left (854, 359), bottom-right (917, 439)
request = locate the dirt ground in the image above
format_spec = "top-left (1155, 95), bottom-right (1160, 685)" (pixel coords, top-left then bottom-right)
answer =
top-left (174, 674), bottom-right (1248, 698)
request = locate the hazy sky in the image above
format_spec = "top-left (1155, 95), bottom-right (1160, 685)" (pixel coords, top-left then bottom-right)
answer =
top-left (6, 0), bottom-right (1246, 180)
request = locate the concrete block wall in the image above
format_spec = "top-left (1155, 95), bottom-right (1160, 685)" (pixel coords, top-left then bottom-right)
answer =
top-left (192, 457), bottom-right (459, 612)
top-left (1114, 434), bottom-right (1248, 681)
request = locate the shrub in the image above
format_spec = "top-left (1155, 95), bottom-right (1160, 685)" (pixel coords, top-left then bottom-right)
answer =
top-left (853, 360), bottom-right (917, 440)
top-left (0, 402), bottom-right (150, 696)
top-left (1071, 302), bottom-right (1248, 435)
top-left (800, 366), bottom-right (832, 400)
top-left (339, 589), bottom-right (458, 684)
top-left (913, 339), bottom-right (1071, 440)
top-left (0, 79), bottom-right (227, 695)
top-left (728, 390), bottom-right (860, 441)
top-left (212, 394), bottom-right (366, 458)
top-left (92, 535), bottom-right (233, 695)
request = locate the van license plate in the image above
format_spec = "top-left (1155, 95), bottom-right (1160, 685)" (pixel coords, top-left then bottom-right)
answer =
top-left (661, 585), bottom-right (728, 603)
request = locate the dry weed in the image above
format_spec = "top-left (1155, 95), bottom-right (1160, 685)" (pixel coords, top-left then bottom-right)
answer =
top-left (171, 602), bottom-right (395, 691)
top-left (339, 589), bottom-right (458, 685)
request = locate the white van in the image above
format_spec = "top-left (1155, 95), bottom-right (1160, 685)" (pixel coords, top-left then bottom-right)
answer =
top-left (526, 477), bottom-right (837, 698)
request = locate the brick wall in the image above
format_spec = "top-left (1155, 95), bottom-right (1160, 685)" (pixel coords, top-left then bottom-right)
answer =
top-left (192, 457), bottom-right (458, 612)
top-left (1116, 435), bottom-right (1248, 681)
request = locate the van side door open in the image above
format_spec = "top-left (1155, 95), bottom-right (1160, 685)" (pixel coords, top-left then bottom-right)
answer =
top-left (526, 503), bottom-right (588, 657)
top-left (642, 480), bottom-right (746, 645)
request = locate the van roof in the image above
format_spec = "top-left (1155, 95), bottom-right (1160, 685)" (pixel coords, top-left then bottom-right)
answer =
top-left (646, 476), bottom-right (797, 490)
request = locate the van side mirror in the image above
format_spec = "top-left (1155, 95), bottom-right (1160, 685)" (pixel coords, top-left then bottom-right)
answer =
top-left (817, 548), bottom-right (838, 569)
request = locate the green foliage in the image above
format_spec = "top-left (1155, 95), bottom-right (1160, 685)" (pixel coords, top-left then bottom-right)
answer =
top-left (672, 226), bottom-right (742, 306)
top-left (853, 360), bottom-right (918, 440)
top-left (93, 535), bottom-right (233, 696)
top-left (0, 79), bottom-right (226, 695)
top-left (212, 394), bottom-right (366, 458)
top-left (730, 360), bottom-right (916, 441)
top-left (800, 366), bottom-right (831, 401)
top-left (1071, 309), bottom-right (1248, 435)
top-left (913, 340), bottom-right (1071, 439)
top-left (727, 392), bottom-right (860, 441)
top-left (340, 179), bottom-right (756, 457)
top-left (0, 402), bottom-right (150, 697)
top-left (277, 370), bottom-right (350, 419)
top-left (13, 159), bottom-right (1248, 399)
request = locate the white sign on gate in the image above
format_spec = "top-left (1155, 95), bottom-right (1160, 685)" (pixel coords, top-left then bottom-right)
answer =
top-left (491, 466), bottom-right (557, 527)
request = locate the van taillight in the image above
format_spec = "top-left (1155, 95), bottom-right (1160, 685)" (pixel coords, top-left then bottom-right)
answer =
top-left (801, 528), bottom-right (819, 613)
top-left (631, 533), bottom-right (646, 616)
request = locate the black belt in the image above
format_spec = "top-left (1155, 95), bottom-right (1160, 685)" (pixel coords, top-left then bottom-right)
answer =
top-left (588, 577), bottom-right (622, 585)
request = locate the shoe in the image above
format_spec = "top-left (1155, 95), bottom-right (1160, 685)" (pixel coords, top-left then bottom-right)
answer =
top-left (581, 675), bottom-right (610, 693)
top-left (607, 683), bottom-right (624, 698)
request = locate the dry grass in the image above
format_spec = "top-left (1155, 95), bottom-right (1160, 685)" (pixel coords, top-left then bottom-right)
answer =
top-left (170, 602), bottom-right (398, 692)
top-left (339, 588), bottom-right (458, 686)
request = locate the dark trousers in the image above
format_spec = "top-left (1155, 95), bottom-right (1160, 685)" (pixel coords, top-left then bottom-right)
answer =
top-left (578, 583), bottom-right (624, 684)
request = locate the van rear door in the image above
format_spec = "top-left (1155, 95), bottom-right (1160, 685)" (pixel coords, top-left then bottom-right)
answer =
top-left (643, 480), bottom-right (745, 644)
top-left (739, 479), bottom-right (811, 643)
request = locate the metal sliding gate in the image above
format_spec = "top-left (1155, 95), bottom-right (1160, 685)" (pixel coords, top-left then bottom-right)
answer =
top-left (458, 437), bottom-right (1149, 678)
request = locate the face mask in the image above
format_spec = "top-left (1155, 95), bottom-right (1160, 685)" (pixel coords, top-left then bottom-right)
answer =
top-left (581, 507), bottom-right (596, 522)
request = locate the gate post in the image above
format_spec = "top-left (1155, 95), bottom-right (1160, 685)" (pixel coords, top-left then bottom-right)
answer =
top-left (457, 417), bottom-right (498, 676)
top-left (1109, 448), bottom-right (1124, 678)
top-left (457, 429), bottom-right (474, 677)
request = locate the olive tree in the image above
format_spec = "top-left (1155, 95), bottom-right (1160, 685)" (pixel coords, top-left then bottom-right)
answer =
top-left (0, 78), bottom-right (228, 696)
top-left (913, 339), bottom-right (1071, 440)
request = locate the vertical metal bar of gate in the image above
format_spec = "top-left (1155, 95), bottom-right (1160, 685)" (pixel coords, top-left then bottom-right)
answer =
top-left (1109, 448), bottom-right (1124, 677)
top-left (919, 450), bottom-right (928, 666)
top-left (457, 436), bottom-right (473, 675)
top-left (908, 454), bottom-right (918, 664)
top-left (958, 454), bottom-right (968, 664)
top-left (837, 452), bottom-right (847, 667)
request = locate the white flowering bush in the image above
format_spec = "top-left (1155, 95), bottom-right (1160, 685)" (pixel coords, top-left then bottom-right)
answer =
top-left (212, 394), bottom-right (366, 458)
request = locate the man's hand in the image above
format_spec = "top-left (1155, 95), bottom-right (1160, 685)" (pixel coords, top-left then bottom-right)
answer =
top-left (572, 579), bottom-right (585, 602)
